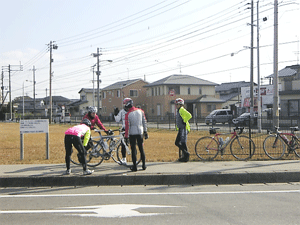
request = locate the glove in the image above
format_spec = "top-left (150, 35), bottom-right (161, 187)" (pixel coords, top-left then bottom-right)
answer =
top-left (124, 137), bottom-right (129, 145)
top-left (114, 107), bottom-right (119, 116)
top-left (144, 131), bottom-right (148, 139)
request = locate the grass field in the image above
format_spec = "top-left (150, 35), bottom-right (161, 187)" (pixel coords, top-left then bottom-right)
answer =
top-left (1, 122), bottom-right (298, 165)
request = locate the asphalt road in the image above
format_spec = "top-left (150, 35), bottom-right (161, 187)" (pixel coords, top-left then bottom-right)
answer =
top-left (1, 183), bottom-right (300, 225)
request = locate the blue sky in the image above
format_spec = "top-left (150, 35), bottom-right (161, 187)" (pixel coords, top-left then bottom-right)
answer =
top-left (1, 0), bottom-right (299, 100)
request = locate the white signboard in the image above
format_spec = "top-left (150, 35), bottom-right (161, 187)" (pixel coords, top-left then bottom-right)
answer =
top-left (20, 119), bottom-right (49, 134)
top-left (19, 119), bottom-right (49, 160)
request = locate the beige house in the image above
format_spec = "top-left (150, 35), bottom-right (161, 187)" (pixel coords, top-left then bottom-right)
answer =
top-left (144, 74), bottom-right (223, 118)
top-left (266, 64), bottom-right (300, 116)
top-left (101, 79), bottom-right (149, 117)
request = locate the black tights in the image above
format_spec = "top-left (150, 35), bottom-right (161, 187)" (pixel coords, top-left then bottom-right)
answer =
top-left (129, 135), bottom-right (145, 169)
top-left (64, 135), bottom-right (87, 171)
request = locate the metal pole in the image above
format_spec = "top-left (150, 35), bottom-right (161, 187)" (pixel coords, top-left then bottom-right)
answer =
top-left (33, 66), bottom-right (36, 116)
top-left (9, 65), bottom-right (12, 120)
top-left (96, 48), bottom-right (100, 115)
top-left (49, 41), bottom-right (53, 123)
top-left (257, 1), bottom-right (262, 132)
top-left (273, 0), bottom-right (279, 128)
top-left (22, 82), bottom-right (24, 118)
top-left (250, 0), bottom-right (254, 118)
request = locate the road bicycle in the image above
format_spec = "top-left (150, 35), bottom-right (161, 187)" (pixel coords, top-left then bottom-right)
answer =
top-left (263, 126), bottom-right (300, 160)
top-left (195, 127), bottom-right (255, 161)
top-left (71, 129), bottom-right (141, 167)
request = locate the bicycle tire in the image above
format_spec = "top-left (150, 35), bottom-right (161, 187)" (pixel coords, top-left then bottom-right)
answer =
top-left (292, 137), bottom-right (300, 158)
top-left (86, 141), bottom-right (105, 167)
top-left (263, 135), bottom-right (285, 160)
top-left (116, 143), bottom-right (141, 166)
top-left (195, 136), bottom-right (219, 161)
top-left (230, 135), bottom-right (255, 160)
top-left (70, 149), bottom-right (81, 166)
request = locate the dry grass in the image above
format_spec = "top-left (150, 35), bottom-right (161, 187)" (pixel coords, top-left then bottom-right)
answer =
top-left (1, 122), bottom-right (298, 165)
top-left (0, 122), bottom-right (204, 165)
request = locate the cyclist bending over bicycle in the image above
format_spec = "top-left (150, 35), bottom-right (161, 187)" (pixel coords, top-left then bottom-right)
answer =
top-left (64, 119), bottom-right (94, 175)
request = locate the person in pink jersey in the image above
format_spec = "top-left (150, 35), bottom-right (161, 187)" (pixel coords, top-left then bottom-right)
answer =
top-left (64, 118), bottom-right (94, 175)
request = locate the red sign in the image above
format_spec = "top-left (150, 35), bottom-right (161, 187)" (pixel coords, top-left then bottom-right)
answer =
top-left (169, 89), bottom-right (175, 96)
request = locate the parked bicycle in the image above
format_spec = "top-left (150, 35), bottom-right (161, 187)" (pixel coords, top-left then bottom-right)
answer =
top-left (195, 127), bottom-right (255, 161)
top-left (71, 129), bottom-right (141, 167)
top-left (263, 126), bottom-right (300, 160)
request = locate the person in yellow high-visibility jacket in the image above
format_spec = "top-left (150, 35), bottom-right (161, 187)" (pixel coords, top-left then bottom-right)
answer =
top-left (175, 98), bottom-right (192, 162)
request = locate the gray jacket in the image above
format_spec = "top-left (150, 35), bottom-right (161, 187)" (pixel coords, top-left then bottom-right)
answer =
top-left (125, 107), bottom-right (147, 137)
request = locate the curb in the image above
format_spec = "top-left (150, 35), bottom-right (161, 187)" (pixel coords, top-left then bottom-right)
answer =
top-left (2, 171), bottom-right (300, 187)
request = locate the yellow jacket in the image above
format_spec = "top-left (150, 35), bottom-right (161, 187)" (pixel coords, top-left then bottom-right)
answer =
top-left (176, 107), bottom-right (192, 132)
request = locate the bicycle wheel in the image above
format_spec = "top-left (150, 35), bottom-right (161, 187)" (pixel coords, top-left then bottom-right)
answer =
top-left (116, 142), bottom-right (141, 166)
top-left (195, 136), bottom-right (219, 161)
top-left (86, 141), bottom-right (105, 167)
top-left (263, 135), bottom-right (285, 159)
top-left (230, 135), bottom-right (255, 160)
top-left (292, 137), bottom-right (300, 157)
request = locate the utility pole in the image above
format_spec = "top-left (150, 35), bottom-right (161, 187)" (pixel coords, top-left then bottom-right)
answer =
top-left (1, 69), bottom-right (3, 104)
top-left (29, 66), bottom-right (37, 116)
top-left (93, 48), bottom-right (102, 115)
top-left (257, 0), bottom-right (262, 133)
top-left (250, 0), bottom-right (254, 118)
top-left (92, 48), bottom-right (112, 115)
top-left (273, 0), bottom-right (279, 128)
top-left (2, 64), bottom-right (23, 120)
top-left (48, 41), bottom-right (58, 123)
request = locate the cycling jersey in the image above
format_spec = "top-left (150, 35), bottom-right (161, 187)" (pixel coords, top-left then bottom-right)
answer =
top-left (65, 124), bottom-right (91, 147)
top-left (83, 113), bottom-right (107, 131)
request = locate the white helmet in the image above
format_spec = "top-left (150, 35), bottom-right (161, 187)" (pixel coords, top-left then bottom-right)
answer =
top-left (175, 98), bottom-right (184, 105)
top-left (87, 106), bottom-right (97, 114)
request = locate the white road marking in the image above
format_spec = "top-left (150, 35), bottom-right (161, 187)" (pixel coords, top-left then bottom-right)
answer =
top-left (0, 190), bottom-right (300, 198)
top-left (0, 204), bottom-right (181, 218)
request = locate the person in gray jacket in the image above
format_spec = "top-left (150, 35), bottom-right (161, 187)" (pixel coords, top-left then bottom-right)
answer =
top-left (124, 98), bottom-right (148, 172)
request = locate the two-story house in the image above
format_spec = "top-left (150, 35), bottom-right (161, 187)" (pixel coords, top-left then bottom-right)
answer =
top-left (101, 79), bottom-right (149, 118)
top-left (266, 64), bottom-right (300, 116)
top-left (215, 81), bottom-right (254, 115)
top-left (144, 74), bottom-right (222, 118)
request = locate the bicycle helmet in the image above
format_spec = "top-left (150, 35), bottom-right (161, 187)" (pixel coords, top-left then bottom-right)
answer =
top-left (123, 98), bottom-right (133, 109)
top-left (87, 106), bottom-right (97, 114)
top-left (81, 118), bottom-right (91, 127)
top-left (175, 98), bottom-right (184, 105)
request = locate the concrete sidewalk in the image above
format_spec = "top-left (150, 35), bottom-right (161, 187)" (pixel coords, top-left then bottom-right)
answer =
top-left (1, 160), bottom-right (300, 187)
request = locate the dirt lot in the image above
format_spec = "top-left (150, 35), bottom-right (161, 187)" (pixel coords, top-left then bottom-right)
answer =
top-left (0, 122), bottom-right (205, 165)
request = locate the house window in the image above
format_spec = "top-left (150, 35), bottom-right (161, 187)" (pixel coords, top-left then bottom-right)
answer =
top-left (199, 88), bottom-right (202, 95)
top-left (117, 90), bottom-right (121, 98)
top-left (288, 100), bottom-right (299, 116)
top-left (102, 91), bottom-right (106, 99)
top-left (81, 95), bottom-right (86, 101)
top-left (151, 88), bottom-right (154, 96)
top-left (188, 87), bottom-right (191, 95)
top-left (168, 86), bottom-right (180, 95)
top-left (207, 104), bottom-right (216, 112)
top-left (130, 90), bottom-right (138, 97)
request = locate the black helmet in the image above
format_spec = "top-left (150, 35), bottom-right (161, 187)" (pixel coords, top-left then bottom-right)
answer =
top-left (81, 118), bottom-right (91, 127)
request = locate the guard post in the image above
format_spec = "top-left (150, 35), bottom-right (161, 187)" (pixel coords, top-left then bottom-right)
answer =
top-left (20, 119), bottom-right (49, 160)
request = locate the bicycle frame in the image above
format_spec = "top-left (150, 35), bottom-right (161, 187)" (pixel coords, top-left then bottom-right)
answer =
top-left (211, 127), bottom-right (242, 151)
top-left (92, 129), bottom-right (130, 156)
top-left (272, 127), bottom-right (299, 150)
